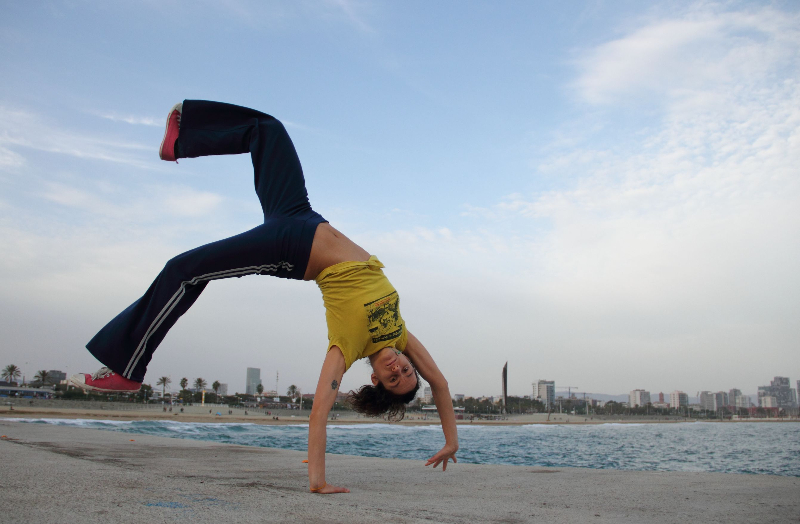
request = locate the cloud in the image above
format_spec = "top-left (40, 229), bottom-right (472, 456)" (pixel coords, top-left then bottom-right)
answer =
top-left (0, 145), bottom-right (25, 168)
top-left (162, 190), bottom-right (224, 217)
top-left (0, 106), bottom-right (155, 169)
top-left (574, 8), bottom-right (800, 106)
top-left (96, 112), bottom-right (161, 127)
top-left (38, 180), bottom-right (224, 222)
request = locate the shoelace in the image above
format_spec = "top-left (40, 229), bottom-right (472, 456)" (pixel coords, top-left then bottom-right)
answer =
top-left (91, 367), bottom-right (114, 380)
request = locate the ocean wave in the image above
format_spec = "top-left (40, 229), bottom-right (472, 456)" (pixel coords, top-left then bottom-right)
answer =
top-left (11, 418), bottom-right (136, 427)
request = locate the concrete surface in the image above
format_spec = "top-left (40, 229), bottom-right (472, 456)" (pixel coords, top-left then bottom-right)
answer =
top-left (1, 420), bottom-right (798, 524)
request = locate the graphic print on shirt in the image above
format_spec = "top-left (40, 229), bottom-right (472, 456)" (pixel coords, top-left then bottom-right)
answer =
top-left (364, 291), bottom-right (403, 343)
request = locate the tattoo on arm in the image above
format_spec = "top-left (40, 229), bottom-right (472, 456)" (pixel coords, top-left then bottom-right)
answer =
top-left (331, 379), bottom-right (339, 390)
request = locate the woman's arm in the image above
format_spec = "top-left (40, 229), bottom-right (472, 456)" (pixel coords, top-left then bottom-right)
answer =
top-left (308, 346), bottom-right (350, 493)
top-left (403, 331), bottom-right (459, 470)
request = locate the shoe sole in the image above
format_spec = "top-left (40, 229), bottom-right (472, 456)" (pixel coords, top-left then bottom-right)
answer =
top-left (158, 102), bottom-right (182, 160)
top-left (69, 375), bottom-right (141, 394)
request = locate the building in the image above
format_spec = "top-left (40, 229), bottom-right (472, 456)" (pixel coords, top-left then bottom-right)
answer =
top-left (47, 370), bottom-right (67, 383)
top-left (728, 388), bottom-right (741, 408)
top-left (532, 380), bottom-right (555, 410)
top-left (714, 391), bottom-right (729, 410)
top-left (454, 394), bottom-right (464, 402)
top-left (757, 377), bottom-right (797, 409)
top-left (629, 389), bottom-right (651, 408)
top-left (760, 396), bottom-right (778, 408)
top-left (728, 388), bottom-right (753, 409)
top-left (217, 383), bottom-right (228, 396)
top-left (245, 367), bottom-right (262, 396)
top-left (699, 391), bottom-right (716, 411)
top-left (422, 386), bottom-right (433, 404)
top-left (0, 385), bottom-right (55, 398)
top-left (658, 392), bottom-right (665, 403)
top-left (669, 391), bottom-right (688, 410)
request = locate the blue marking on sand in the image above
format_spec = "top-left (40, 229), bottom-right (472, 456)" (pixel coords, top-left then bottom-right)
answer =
top-left (145, 501), bottom-right (188, 508)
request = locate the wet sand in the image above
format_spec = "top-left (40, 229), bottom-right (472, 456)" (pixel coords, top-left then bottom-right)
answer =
top-left (0, 404), bottom-right (709, 425)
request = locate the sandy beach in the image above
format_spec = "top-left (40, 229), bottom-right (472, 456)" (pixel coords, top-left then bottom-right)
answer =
top-left (2, 419), bottom-right (798, 524)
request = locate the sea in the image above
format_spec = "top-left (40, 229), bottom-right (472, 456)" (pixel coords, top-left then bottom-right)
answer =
top-left (12, 418), bottom-right (800, 477)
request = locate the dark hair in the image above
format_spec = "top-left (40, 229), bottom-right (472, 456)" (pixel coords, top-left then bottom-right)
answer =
top-left (347, 369), bottom-right (421, 421)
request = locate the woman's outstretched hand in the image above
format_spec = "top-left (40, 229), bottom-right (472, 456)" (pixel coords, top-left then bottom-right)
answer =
top-left (425, 444), bottom-right (458, 471)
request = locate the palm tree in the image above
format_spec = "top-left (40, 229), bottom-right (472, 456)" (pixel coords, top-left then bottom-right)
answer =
top-left (194, 377), bottom-right (207, 391)
top-left (34, 370), bottom-right (51, 386)
top-left (156, 376), bottom-right (171, 400)
top-left (180, 377), bottom-right (188, 390)
top-left (212, 381), bottom-right (221, 394)
top-left (2, 364), bottom-right (21, 384)
top-left (287, 384), bottom-right (299, 399)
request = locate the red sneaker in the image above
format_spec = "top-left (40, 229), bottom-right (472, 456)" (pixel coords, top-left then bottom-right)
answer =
top-left (69, 367), bottom-right (142, 393)
top-left (158, 102), bottom-right (182, 162)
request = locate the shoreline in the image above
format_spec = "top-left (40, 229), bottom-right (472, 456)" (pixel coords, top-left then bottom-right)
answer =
top-left (2, 405), bottom-right (797, 426)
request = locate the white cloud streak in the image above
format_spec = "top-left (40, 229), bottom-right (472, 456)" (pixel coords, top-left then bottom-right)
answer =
top-left (96, 113), bottom-right (161, 126)
top-left (0, 107), bottom-right (155, 169)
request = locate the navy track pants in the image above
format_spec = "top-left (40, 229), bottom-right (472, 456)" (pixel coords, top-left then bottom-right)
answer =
top-left (86, 100), bottom-right (327, 382)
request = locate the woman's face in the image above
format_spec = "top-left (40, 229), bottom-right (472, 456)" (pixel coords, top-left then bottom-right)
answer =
top-left (371, 347), bottom-right (417, 395)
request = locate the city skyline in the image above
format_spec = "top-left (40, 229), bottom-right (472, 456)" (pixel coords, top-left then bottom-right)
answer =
top-left (3, 360), bottom-right (795, 405)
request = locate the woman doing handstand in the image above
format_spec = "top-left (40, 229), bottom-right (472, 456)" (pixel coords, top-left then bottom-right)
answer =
top-left (69, 100), bottom-right (458, 493)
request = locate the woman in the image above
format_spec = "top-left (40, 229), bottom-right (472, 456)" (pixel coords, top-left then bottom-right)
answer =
top-left (70, 100), bottom-right (458, 493)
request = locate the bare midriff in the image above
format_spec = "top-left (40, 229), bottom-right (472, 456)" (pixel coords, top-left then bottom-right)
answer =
top-left (303, 223), bottom-right (371, 281)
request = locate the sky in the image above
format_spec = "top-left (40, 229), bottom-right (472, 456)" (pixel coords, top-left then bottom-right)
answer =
top-left (1, 1), bottom-right (798, 398)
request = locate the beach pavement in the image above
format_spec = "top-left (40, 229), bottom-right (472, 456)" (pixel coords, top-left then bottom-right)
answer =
top-left (1, 420), bottom-right (798, 524)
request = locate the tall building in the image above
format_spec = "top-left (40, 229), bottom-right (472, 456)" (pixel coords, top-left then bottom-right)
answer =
top-left (423, 386), bottom-right (433, 404)
top-left (669, 391), bottom-right (688, 409)
top-left (658, 392), bottom-right (665, 403)
top-left (699, 391), bottom-right (716, 411)
top-left (758, 377), bottom-right (797, 409)
top-left (217, 383), bottom-right (228, 396)
top-left (713, 391), bottom-right (729, 410)
top-left (532, 380), bottom-right (555, 410)
top-left (629, 389), bottom-right (651, 408)
top-left (245, 367), bottom-right (262, 396)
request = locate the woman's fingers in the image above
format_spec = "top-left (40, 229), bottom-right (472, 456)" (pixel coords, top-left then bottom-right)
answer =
top-left (426, 447), bottom-right (458, 470)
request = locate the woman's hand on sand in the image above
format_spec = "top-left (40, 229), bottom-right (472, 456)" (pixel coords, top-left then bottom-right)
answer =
top-left (425, 444), bottom-right (458, 471)
top-left (314, 484), bottom-right (350, 494)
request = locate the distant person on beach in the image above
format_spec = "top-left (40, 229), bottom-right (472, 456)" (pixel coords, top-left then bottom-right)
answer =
top-left (70, 100), bottom-right (459, 493)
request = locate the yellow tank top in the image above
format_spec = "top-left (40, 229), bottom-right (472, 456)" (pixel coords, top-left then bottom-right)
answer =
top-left (315, 255), bottom-right (408, 371)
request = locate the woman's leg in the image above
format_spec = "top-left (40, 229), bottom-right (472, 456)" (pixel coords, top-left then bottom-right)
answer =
top-left (87, 219), bottom-right (310, 382)
top-left (84, 101), bottom-right (326, 383)
top-left (177, 100), bottom-right (317, 221)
